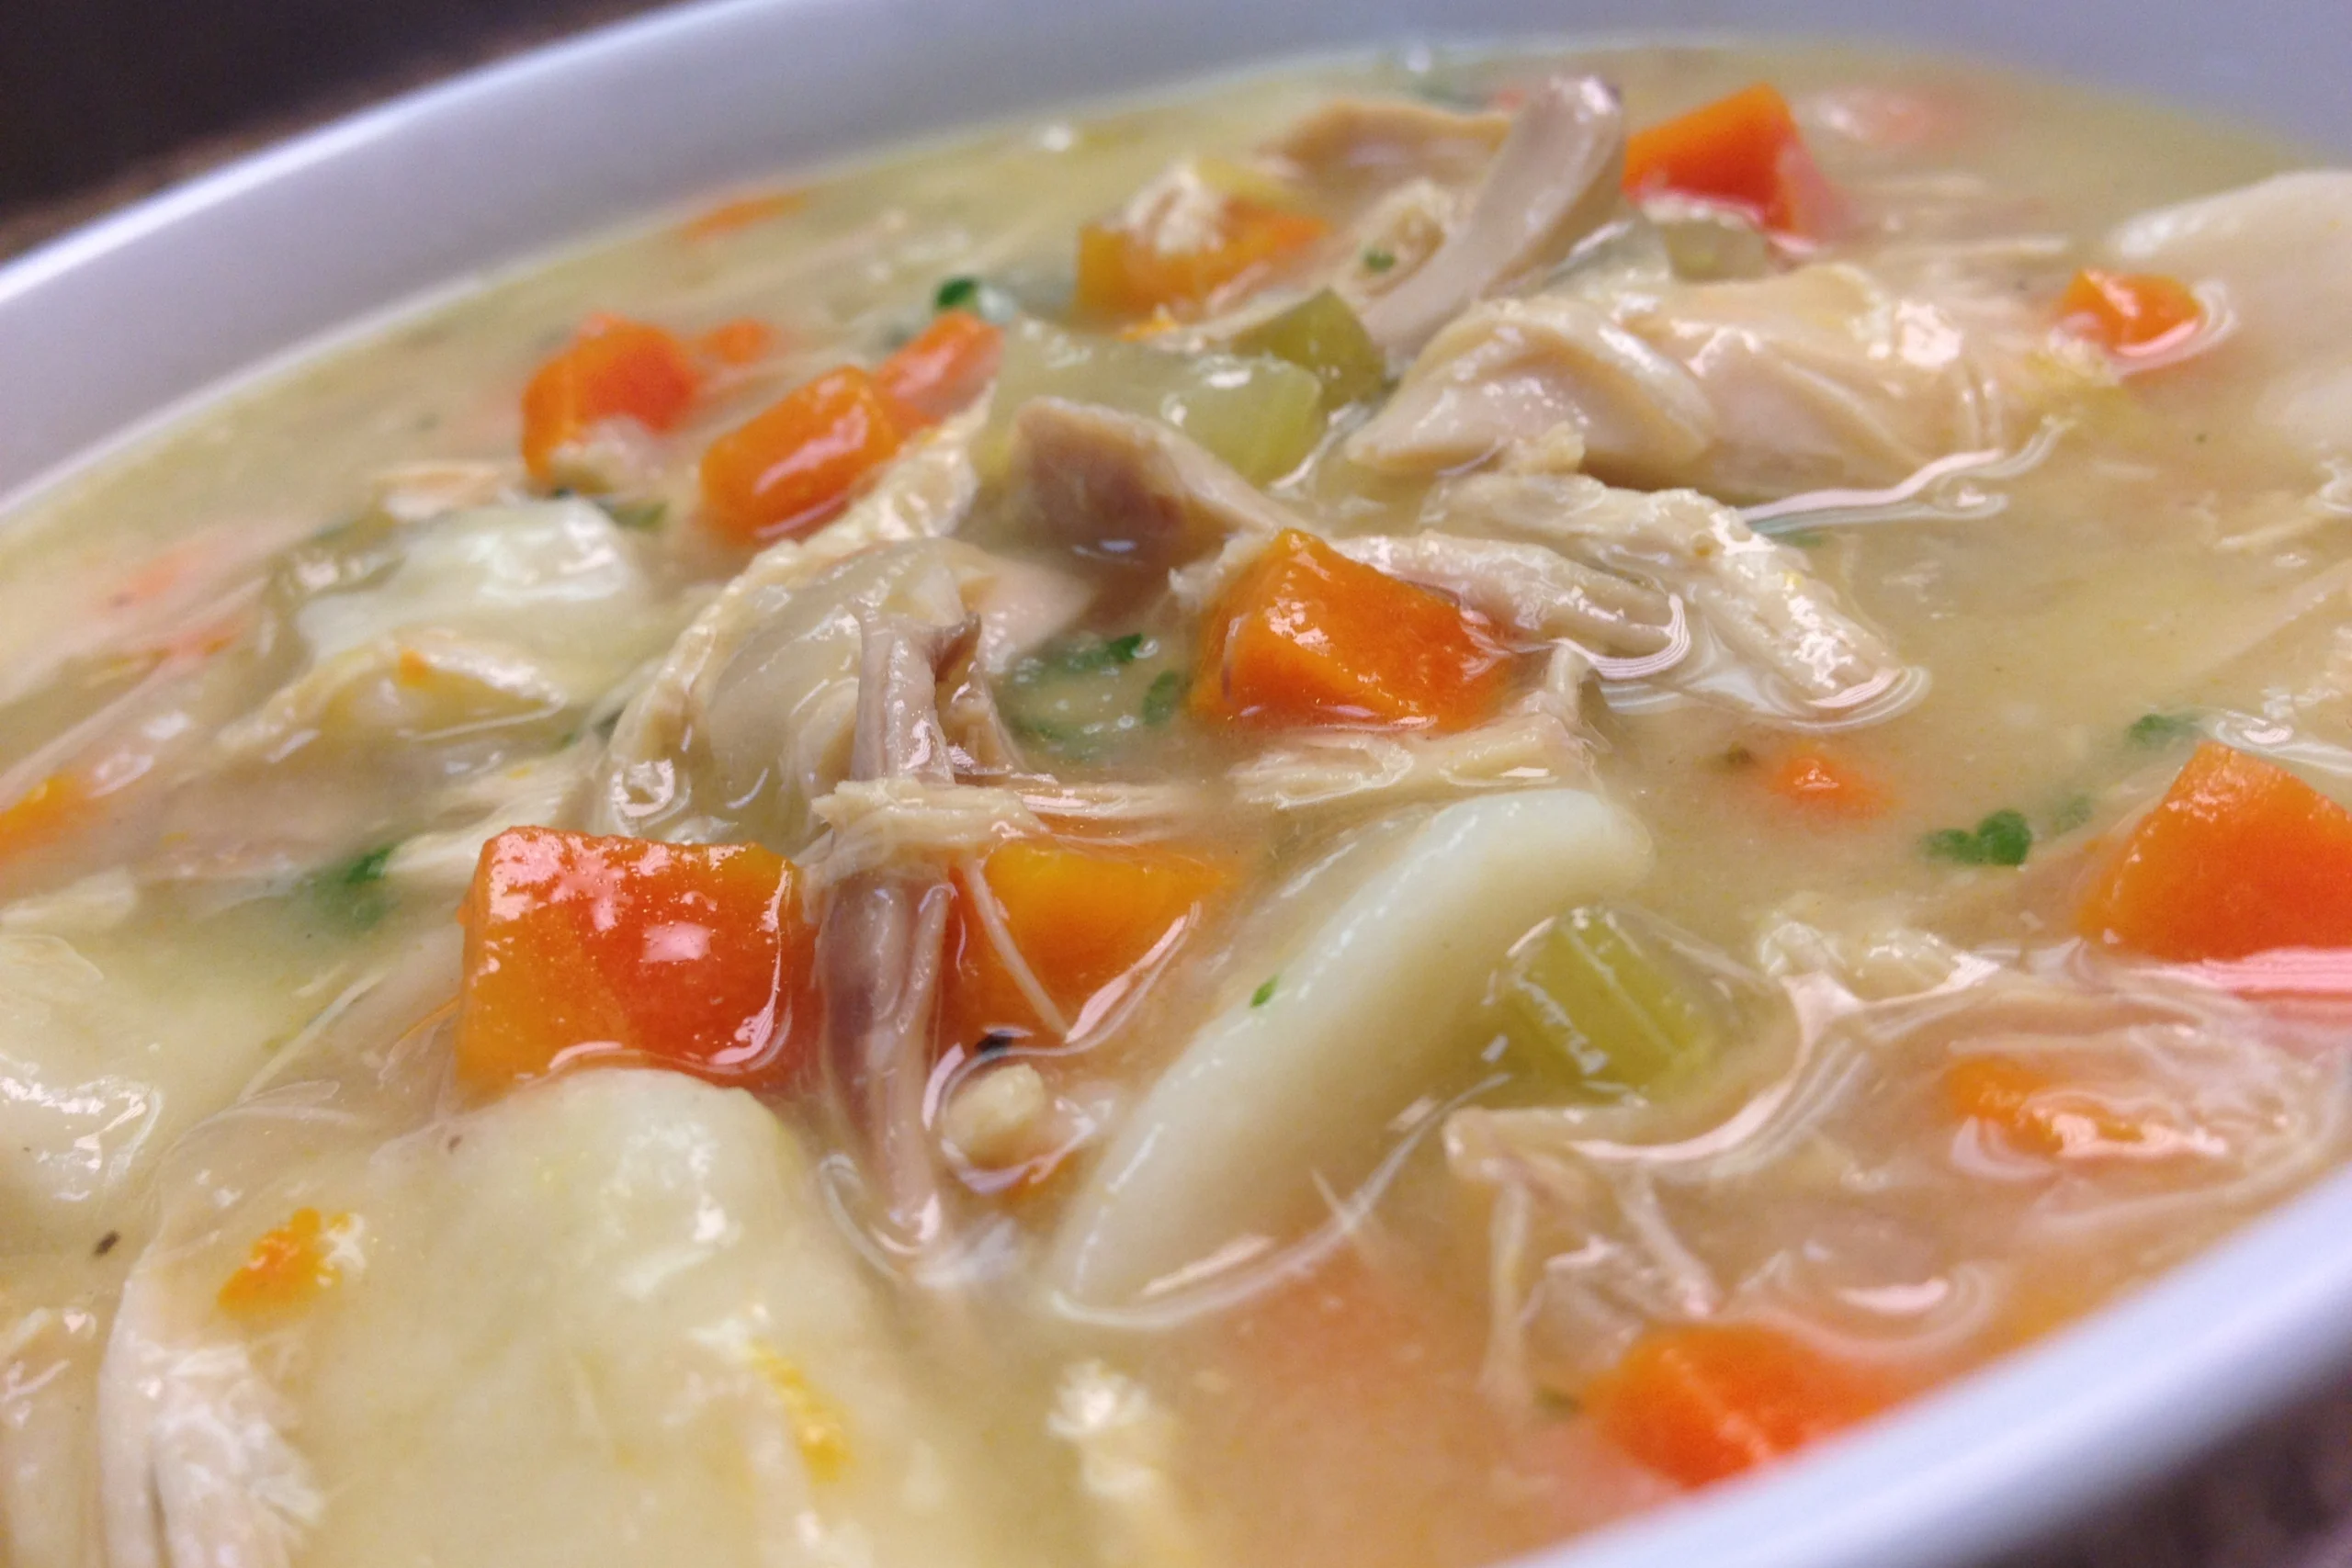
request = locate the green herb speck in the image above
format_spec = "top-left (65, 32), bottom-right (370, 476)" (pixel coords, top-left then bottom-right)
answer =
top-left (2049, 794), bottom-right (2096, 835)
top-left (1142, 669), bottom-right (1187, 726)
top-left (340, 846), bottom-right (395, 886)
top-left (2128, 711), bottom-right (2199, 748)
top-left (1047, 633), bottom-right (1150, 675)
top-left (1362, 246), bottom-right (1397, 274)
top-left (1924, 809), bottom-right (2033, 868)
top-left (308, 844), bottom-right (399, 930)
top-left (932, 275), bottom-right (1015, 322)
top-left (1251, 976), bottom-right (1278, 1008)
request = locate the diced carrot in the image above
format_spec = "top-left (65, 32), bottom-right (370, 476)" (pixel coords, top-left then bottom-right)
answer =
top-left (698, 367), bottom-right (907, 544)
top-left (1765, 751), bottom-right (1886, 818)
top-left (1945, 1055), bottom-right (2164, 1158)
top-left (1192, 530), bottom-right (1514, 732)
top-left (0, 773), bottom-right (89, 862)
top-left (679, 189), bottom-right (808, 241)
top-left (1076, 198), bottom-right (1329, 319)
top-left (520, 315), bottom-right (701, 482)
top-left (218, 1208), bottom-right (353, 1317)
top-left (1117, 306), bottom-right (1184, 342)
top-left (942, 837), bottom-right (1231, 1045)
top-left (1623, 84), bottom-right (1838, 235)
top-left (875, 310), bottom-right (1003, 425)
top-left (2077, 742), bottom-right (2352, 962)
top-left (2060, 268), bottom-right (2202, 355)
top-left (1586, 1322), bottom-right (1891, 1488)
top-left (696, 316), bottom-right (779, 367)
top-left (456, 827), bottom-right (817, 1091)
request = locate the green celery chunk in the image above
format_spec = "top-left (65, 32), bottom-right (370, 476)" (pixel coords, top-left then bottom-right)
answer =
top-left (1227, 288), bottom-right (1389, 407)
top-left (1494, 905), bottom-right (1716, 1100)
top-left (984, 318), bottom-right (1325, 483)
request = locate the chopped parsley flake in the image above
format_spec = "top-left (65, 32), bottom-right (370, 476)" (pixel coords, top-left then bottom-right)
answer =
top-left (2128, 711), bottom-right (2200, 748)
top-left (1251, 976), bottom-right (1278, 1008)
top-left (1924, 809), bottom-right (2033, 868)
top-left (1142, 669), bottom-right (1187, 727)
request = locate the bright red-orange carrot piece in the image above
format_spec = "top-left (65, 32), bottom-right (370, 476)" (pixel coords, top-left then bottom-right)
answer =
top-left (942, 838), bottom-right (1231, 1045)
top-left (1193, 530), bottom-right (1514, 733)
top-left (456, 827), bottom-right (816, 1091)
top-left (1765, 751), bottom-right (1886, 818)
top-left (696, 316), bottom-right (779, 367)
top-left (1587, 1322), bottom-right (1891, 1487)
top-left (217, 1208), bottom-right (352, 1317)
top-left (698, 366), bottom-right (907, 544)
top-left (2077, 742), bottom-right (2352, 961)
top-left (678, 189), bottom-right (807, 241)
top-left (520, 315), bottom-right (701, 481)
top-left (2060, 268), bottom-right (2202, 355)
top-left (875, 310), bottom-right (1003, 425)
top-left (1944, 1055), bottom-right (2166, 1158)
top-left (1623, 83), bottom-right (1838, 235)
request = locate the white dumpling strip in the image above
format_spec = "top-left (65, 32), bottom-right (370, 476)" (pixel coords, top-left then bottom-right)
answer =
top-left (99, 1071), bottom-right (1011, 1568)
top-left (2108, 170), bottom-right (2352, 460)
top-left (1046, 788), bottom-right (1650, 1310)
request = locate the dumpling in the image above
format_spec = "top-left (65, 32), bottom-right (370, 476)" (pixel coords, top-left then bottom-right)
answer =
top-left (100, 1070), bottom-right (1016, 1568)
top-left (2108, 170), bottom-right (2352, 459)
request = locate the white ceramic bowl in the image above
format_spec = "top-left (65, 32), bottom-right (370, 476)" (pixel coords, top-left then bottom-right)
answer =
top-left (2, 4), bottom-right (2347, 1564)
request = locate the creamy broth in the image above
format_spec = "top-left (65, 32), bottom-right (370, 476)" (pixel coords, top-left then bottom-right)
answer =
top-left (4, 39), bottom-right (2350, 1568)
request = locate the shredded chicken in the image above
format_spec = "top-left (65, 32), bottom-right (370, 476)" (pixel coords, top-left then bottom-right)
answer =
top-left (1444, 946), bottom-right (2340, 1407)
top-left (1356, 263), bottom-right (2030, 502)
top-left (805, 776), bottom-right (1039, 886)
top-left (1329, 532), bottom-right (1674, 657)
top-left (1355, 75), bottom-right (1628, 353)
top-left (1349, 292), bottom-right (1717, 479)
top-left (815, 615), bottom-right (971, 1258)
top-left (1009, 399), bottom-right (1295, 567)
top-left (1261, 96), bottom-right (1512, 193)
top-left (1428, 470), bottom-right (1915, 713)
top-left (593, 414), bottom-right (1070, 851)
top-left (1228, 712), bottom-right (1589, 812)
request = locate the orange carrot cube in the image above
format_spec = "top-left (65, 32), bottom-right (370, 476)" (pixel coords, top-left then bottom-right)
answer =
top-left (1623, 83), bottom-right (1838, 235)
top-left (875, 310), bottom-right (1003, 425)
top-left (2077, 742), bottom-right (2352, 961)
top-left (943, 837), bottom-right (1231, 1045)
top-left (520, 315), bottom-right (701, 481)
top-left (1587, 1322), bottom-right (1890, 1487)
top-left (698, 367), bottom-right (906, 544)
top-left (1193, 530), bottom-right (1513, 732)
top-left (457, 827), bottom-right (815, 1091)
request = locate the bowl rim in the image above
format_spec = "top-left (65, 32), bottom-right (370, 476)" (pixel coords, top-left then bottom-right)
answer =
top-left (4, 5), bottom-right (2350, 1566)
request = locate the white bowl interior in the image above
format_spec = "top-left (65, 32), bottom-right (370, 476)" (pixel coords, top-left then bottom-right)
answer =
top-left (2, 4), bottom-right (2348, 1565)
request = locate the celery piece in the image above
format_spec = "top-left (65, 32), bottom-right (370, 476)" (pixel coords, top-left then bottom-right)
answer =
top-left (1494, 905), bottom-right (1716, 1100)
top-left (985, 318), bottom-right (1326, 483)
top-left (1228, 288), bottom-right (1389, 407)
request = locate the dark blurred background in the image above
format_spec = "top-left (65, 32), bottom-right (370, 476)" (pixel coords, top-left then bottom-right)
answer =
top-left (0, 0), bottom-right (660, 254)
